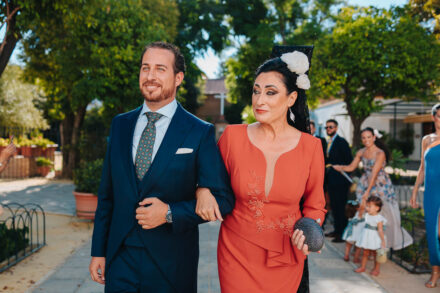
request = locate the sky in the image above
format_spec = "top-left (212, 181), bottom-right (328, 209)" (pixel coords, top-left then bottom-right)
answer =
top-left (4, 0), bottom-right (408, 77)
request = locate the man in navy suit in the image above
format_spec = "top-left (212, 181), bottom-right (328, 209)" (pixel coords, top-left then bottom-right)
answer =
top-left (89, 42), bottom-right (235, 292)
top-left (324, 119), bottom-right (352, 243)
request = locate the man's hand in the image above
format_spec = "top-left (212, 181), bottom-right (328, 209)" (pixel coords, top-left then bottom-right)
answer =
top-left (136, 197), bottom-right (168, 229)
top-left (89, 257), bottom-right (106, 284)
top-left (195, 187), bottom-right (223, 222)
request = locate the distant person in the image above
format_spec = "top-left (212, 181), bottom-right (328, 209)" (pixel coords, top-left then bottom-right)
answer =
top-left (0, 141), bottom-right (16, 173)
top-left (410, 103), bottom-right (440, 288)
top-left (89, 42), bottom-right (235, 292)
top-left (354, 196), bottom-right (386, 276)
top-left (333, 127), bottom-right (413, 250)
top-left (310, 120), bottom-right (327, 159)
top-left (324, 119), bottom-right (352, 242)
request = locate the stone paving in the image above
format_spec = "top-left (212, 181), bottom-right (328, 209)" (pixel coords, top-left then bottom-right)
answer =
top-left (0, 179), bottom-right (75, 215)
top-left (31, 221), bottom-right (387, 293)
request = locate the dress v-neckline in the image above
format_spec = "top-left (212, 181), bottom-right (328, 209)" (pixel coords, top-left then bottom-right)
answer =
top-left (245, 125), bottom-right (302, 199)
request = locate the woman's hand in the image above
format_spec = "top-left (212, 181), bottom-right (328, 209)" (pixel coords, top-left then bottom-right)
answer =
top-left (195, 187), bottom-right (223, 222)
top-left (332, 165), bottom-right (343, 172)
top-left (409, 193), bottom-right (419, 209)
top-left (291, 229), bottom-right (313, 256)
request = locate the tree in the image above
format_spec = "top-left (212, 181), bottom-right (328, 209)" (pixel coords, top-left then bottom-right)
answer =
top-left (173, 0), bottom-right (230, 113)
top-left (409, 0), bottom-right (440, 38)
top-left (0, 64), bottom-right (48, 129)
top-left (311, 7), bottom-right (440, 147)
top-left (0, 0), bottom-right (71, 77)
top-left (224, 0), bottom-right (342, 111)
top-left (21, 0), bottom-right (178, 178)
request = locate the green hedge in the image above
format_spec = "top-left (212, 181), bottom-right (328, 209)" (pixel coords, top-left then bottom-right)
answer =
top-left (0, 223), bottom-right (29, 263)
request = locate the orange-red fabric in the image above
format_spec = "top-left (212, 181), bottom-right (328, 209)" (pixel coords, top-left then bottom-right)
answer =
top-left (217, 124), bottom-right (326, 292)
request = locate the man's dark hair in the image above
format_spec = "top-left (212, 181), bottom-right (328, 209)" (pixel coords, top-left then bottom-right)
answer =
top-left (140, 41), bottom-right (186, 74)
top-left (310, 120), bottom-right (315, 127)
top-left (326, 119), bottom-right (338, 126)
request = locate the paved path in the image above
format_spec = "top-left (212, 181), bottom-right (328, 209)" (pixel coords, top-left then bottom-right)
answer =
top-left (0, 179), bottom-right (388, 292)
top-left (31, 221), bottom-right (387, 293)
top-left (0, 179), bottom-right (75, 215)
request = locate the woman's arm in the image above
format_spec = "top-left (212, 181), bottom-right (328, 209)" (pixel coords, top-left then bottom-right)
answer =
top-left (361, 151), bottom-right (386, 201)
top-left (333, 150), bottom-right (362, 172)
top-left (410, 136), bottom-right (429, 208)
top-left (377, 221), bottom-right (386, 248)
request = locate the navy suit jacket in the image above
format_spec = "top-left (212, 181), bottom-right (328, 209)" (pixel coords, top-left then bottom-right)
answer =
top-left (91, 103), bottom-right (235, 292)
top-left (326, 135), bottom-right (353, 187)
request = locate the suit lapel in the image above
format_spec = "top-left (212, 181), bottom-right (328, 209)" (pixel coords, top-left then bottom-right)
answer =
top-left (122, 106), bottom-right (142, 195)
top-left (139, 104), bottom-right (194, 197)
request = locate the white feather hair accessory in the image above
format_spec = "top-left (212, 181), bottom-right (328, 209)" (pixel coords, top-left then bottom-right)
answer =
top-left (374, 129), bottom-right (383, 138)
top-left (280, 51), bottom-right (311, 90)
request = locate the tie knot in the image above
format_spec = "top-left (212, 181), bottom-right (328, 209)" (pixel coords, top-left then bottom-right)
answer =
top-left (146, 112), bottom-right (163, 124)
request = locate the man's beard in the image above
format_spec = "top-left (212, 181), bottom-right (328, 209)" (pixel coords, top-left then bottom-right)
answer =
top-left (141, 82), bottom-right (175, 103)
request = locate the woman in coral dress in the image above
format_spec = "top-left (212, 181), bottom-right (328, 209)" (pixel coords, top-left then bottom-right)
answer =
top-left (196, 50), bottom-right (326, 292)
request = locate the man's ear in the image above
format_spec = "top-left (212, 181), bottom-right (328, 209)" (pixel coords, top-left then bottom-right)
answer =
top-left (175, 72), bottom-right (184, 87)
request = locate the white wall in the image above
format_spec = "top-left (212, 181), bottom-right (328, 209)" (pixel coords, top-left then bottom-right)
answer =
top-left (312, 102), bottom-right (422, 160)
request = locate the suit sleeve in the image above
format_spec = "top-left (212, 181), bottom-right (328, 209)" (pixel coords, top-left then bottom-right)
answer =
top-left (169, 124), bottom-right (235, 234)
top-left (341, 138), bottom-right (353, 165)
top-left (91, 120), bottom-right (114, 257)
top-left (301, 140), bottom-right (327, 225)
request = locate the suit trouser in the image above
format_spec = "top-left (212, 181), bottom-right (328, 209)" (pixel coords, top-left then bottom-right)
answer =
top-left (327, 183), bottom-right (349, 237)
top-left (105, 245), bottom-right (175, 293)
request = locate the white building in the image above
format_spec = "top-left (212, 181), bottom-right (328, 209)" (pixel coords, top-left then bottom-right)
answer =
top-left (310, 99), bottom-right (437, 161)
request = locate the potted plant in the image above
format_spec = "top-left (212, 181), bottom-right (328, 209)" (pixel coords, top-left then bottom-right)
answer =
top-left (17, 136), bottom-right (32, 157)
top-left (73, 159), bottom-right (103, 220)
top-left (35, 157), bottom-right (53, 177)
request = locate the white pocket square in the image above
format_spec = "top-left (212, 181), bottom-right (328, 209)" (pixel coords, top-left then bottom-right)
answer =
top-left (176, 148), bottom-right (193, 154)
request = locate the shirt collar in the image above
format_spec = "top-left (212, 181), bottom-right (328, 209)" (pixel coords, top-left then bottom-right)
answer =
top-left (140, 99), bottom-right (178, 119)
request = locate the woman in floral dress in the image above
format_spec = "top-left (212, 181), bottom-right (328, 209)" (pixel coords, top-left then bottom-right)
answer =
top-left (333, 127), bottom-right (412, 250)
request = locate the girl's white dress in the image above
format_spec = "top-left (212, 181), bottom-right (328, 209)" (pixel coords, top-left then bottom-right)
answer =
top-left (356, 214), bottom-right (387, 250)
top-left (342, 211), bottom-right (365, 243)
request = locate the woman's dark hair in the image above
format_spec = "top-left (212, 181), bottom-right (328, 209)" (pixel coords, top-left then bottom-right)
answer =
top-left (345, 200), bottom-right (359, 219)
top-left (366, 195), bottom-right (383, 212)
top-left (432, 103), bottom-right (440, 116)
top-left (255, 58), bottom-right (311, 133)
top-left (361, 127), bottom-right (391, 163)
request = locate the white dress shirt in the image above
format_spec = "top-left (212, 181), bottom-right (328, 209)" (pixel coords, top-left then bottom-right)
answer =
top-left (132, 99), bottom-right (177, 164)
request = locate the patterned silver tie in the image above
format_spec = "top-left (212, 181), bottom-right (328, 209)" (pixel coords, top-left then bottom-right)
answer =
top-left (135, 112), bottom-right (163, 180)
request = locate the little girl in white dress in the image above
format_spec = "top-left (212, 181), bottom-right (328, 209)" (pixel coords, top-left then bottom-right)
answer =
top-left (342, 200), bottom-right (365, 262)
top-left (355, 196), bottom-right (387, 276)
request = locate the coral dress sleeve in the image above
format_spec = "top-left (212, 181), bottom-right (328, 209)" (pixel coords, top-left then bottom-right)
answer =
top-left (301, 139), bottom-right (327, 225)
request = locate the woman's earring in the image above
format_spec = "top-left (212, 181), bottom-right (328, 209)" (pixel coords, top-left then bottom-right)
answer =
top-left (289, 108), bottom-right (295, 123)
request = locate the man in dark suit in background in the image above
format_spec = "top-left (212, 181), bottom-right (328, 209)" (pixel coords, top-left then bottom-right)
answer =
top-left (324, 119), bottom-right (352, 243)
top-left (89, 42), bottom-right (235, 293)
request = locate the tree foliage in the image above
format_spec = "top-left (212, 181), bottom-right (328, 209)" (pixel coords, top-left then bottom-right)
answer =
top-left (0, 65), bottom-right (48, 129)
top-left (311, 6), bottom-right (440, 147)
top-left (409, 0), bottom-right (440, 38)
top-left (224, 0), bottom-right (342, 114)
top-left (21, 0), bottom-right (178, 177)
top-left (0, 0), bottom-right (73, 76)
